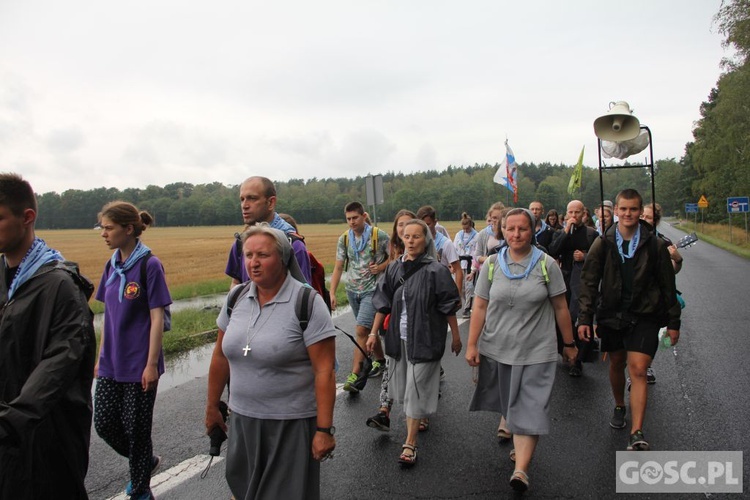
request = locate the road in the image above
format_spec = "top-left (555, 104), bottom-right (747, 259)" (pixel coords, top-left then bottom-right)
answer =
top-left (85, 223), bottom-right (750, 499)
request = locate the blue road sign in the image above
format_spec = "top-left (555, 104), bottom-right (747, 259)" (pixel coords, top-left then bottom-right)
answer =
top-left (727, 196), bottom-right (749, 213)
top-left (685, 203), bottom-right (699, 214)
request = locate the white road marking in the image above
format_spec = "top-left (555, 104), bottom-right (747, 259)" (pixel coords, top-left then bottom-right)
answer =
top-left (105, 454), bottom-right (224, 500)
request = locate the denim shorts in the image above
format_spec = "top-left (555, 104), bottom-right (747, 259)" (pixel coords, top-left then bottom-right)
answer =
top-left (346, 290), bottom-right (376, 329)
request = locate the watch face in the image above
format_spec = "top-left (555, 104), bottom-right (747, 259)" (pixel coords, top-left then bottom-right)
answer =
top-left (318, 426), bottom-right (335, 435)
top-left (328, 426), bottom-right (336, 436)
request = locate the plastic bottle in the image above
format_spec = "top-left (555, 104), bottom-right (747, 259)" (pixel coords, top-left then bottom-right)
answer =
top-left (658, 327), bottom-right (672, 349)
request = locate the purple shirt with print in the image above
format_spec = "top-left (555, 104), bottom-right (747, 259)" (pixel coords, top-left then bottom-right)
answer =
top-left (96, 255), bottom-right (172, 383)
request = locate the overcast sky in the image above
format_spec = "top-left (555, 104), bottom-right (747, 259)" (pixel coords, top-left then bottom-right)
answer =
top-left (0, 0), bottom-right (728, 194)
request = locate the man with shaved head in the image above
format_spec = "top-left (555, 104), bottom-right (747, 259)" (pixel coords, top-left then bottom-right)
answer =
top-left (548, 200), bottom-right (597, 376)
top-left (225, 176), bottom-right (312, 287)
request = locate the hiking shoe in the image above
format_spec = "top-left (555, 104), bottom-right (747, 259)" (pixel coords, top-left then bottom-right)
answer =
top-left (369, 360), bottom-right (385, 378)
top-left (610, 406), bottom-right (627, 429)
top-left (646, 367), bottom-right (656, 384)
top-left (627, 430), bottom-right (650, 451)
top-left (343, 372), bottom-right (360, 393)
top-left (366, 411), bottom-right (391, 431)
top-left (568, 360), bottom-right (582, 377)
top-left (125, 456), bottom-right (161, 495)
top-left (462, 308), bottom-right (471, 318)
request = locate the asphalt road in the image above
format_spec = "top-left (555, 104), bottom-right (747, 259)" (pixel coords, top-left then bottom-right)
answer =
top-left (85, 223), bottom-right (749, 499)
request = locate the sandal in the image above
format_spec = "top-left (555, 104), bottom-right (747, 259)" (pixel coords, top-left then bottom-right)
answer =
top-left (398, 443), bottom-right (417, 467)
top-left (509, 469), bottom-right (529, 492)
top-left (509, 449), bottom-right (516, 462)
top-left (497, 426), bottom-right (512, 441)
top-left (418, 418), bottom-right (430, 432)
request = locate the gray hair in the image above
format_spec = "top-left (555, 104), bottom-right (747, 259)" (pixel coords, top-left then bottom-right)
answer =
top-left (239, 222), bottom-right (307, 284)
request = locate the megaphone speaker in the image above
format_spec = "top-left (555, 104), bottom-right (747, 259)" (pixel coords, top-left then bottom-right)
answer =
top-left (594, 101), bottom-right (641, 142)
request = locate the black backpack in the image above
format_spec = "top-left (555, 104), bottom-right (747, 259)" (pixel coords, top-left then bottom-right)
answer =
top-left (226, 282), bottom-right (316, 332)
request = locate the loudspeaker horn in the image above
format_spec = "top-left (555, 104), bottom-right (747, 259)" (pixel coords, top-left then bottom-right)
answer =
top-left (593, 101), bottom-right (640, 142)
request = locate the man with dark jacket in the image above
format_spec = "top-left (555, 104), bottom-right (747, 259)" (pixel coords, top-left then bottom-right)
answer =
top-left (549, 200), bottom-right (597, 376)
top-left (0, 173), bottom-right (96, 499)
top-left (577, 189), bottom-right (680, 452)
top-left (529, 200), bottom-right (556, 251)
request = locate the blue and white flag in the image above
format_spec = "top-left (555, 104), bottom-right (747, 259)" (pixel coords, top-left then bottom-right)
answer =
top-left (493, 140), bottom-right (518, 202)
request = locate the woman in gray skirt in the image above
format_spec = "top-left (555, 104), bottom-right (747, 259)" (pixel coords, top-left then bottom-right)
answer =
top-left (466, 208), bottom-right (577, 493)
top-left (368, 219), bottom-right (462, 467)
top-left (205, 224), bottom-right (337, 500)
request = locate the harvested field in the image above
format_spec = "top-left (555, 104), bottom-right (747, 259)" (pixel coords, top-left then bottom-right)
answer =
top-left (37, 221), bottom-right (463, 294)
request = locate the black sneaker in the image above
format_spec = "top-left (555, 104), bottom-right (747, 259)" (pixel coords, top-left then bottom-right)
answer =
top-left (568, 360), bottom-right (582, 377)
top-left (627, 430), bottom-right (650, 451)
top-left (366, 411), bottom-right (391, 431)
top-left (343, 372), bottom-right (360, 393)
top-left (369, 360), bottom-right (385, 378)
top-left (610, 406), bottom-right (627, 429)
top-left (646, 367), bottom-right (656, 384)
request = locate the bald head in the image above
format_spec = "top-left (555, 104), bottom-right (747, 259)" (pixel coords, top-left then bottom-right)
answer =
top-left (566, 200), bottom-right (584, 227)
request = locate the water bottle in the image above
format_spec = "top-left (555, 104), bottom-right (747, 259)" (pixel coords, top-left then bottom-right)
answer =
top-left (658, 328), bottom-right (672, 349)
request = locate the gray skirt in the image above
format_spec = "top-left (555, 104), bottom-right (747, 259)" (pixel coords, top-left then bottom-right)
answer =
top-left (469, 355), bottom-right (556, 435)
top-left (387, 340), bottom-right (441, 419)
top-left (226, 412), bottom-right (319, 500)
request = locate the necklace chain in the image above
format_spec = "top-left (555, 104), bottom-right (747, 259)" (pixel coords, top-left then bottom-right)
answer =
top-left (242, 301), bottom-right (276, 356)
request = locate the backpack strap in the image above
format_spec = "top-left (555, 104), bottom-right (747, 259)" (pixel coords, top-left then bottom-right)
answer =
top-left (226, 281), bottom-right (253, 319)
top-left (140, 252), bottom-right (153, 297)
top-left (295, 286), bottom-right (316, 332)
top-left (342, 230), bottom-right (350, 272)
top-left (488, 253), bottom-right (549, 284)
top-left (227, 282), bottom-right (317, 333)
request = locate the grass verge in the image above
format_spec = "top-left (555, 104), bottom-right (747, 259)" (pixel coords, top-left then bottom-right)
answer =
top-left (672, 220), bottom-right (750, 259)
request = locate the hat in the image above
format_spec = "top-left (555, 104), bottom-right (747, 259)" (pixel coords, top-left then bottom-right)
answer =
top-left (601, 200), bottom-right (613, 212)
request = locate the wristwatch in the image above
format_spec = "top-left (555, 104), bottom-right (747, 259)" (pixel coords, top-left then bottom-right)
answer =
top-left (316, 426), bottom-right (336, 436)
top-left (563, 341), bottom-right (576, 348)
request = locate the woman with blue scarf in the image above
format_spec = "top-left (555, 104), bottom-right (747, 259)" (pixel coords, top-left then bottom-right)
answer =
top-left (466, 208), bottom-right (576, 493)
top-left (94, 201), bottom-right (172, 500)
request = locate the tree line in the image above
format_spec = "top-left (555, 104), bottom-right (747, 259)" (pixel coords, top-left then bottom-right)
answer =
top-left (36, 161), bottom-right (680, 229)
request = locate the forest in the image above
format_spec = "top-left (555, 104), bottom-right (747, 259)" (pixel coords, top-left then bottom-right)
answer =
top-left (34, 1), bottom-right (748, 230)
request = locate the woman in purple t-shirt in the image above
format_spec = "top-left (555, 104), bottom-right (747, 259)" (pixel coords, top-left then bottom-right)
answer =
top-left (94, 201), bottom-right (172, 500)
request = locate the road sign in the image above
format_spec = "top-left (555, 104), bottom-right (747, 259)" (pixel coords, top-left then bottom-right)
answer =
top-left (727, 196), bottom-right (749, 213)
top-left (685, 203), bottom-right (699, 214)
top-left (698, 195), bottom-right (709, 208)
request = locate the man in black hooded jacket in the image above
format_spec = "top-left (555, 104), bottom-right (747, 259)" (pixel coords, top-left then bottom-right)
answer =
top-left (0, 173), bottom-right (96, 499)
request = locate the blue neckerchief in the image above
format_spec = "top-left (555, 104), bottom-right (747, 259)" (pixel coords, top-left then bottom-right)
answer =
top-left (269, 212), bottom-right (295, 234)
top-left (535, 220), bottom-right (549, 239)
top-left (6, 237), bottom-right (64, 300)
top-left (434, 231), bottom-right (448, 252)
top-left (349, 224), bottom-right (372, 262)
top-left (498, 246), bottom-right (543, 280)
top-left (105, 239), bottom-right (152, 302)
top-left (458, 229), bottom-right (477, 250)
top-left (615, 225), bottom-right (640, 263)
top-left (484, 225), bottom-right (493, 235)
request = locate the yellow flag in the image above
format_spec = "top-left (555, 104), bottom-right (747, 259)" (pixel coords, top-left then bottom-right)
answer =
top-left (568, 146), bottom-right (584, 195)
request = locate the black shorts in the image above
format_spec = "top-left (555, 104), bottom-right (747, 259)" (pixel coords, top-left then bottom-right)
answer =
top-left (597, 316), bottom-right (660, 358)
